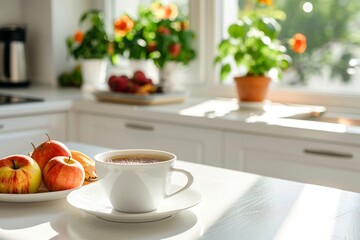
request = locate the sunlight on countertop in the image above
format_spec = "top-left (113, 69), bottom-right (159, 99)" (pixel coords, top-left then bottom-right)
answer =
top-left (178, 98), bottom-right (360, 134)
top-left (274, 185), bottom-right (341, 240)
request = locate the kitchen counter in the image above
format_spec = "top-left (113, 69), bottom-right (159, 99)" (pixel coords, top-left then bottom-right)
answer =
top-left (1, 85), bottom-right (360, 146)
top-left (0, 86), bottom-right (83, 118)
top-left (1, 142), bottom-right (360, 240)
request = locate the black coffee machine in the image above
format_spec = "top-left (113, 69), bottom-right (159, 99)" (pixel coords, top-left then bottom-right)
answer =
top-left (0, 25), bottom-right (29, 87)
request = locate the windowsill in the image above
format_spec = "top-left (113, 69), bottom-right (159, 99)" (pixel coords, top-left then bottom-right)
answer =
top-left (187, 83), bottom-right (360, 115)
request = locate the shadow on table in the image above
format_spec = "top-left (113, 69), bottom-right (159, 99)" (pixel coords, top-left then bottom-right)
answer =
top-left (50, 209), bottom-right (200, 240)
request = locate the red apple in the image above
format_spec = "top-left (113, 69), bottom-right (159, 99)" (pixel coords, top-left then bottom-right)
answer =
top-left (126, 81), bottom-right (140, 93)
top-left (0, 155), bottom-right (42, 194)
top-left (31, 138), bottom-right (71, 172)
top-left (108, 75), bottom-right (118, 91)
top-left (116, 75), bottom-right (129, 92)
top-left (43, 156), bottom-right (85, 191)
top-left (133, 70), bottom-right (148, 85)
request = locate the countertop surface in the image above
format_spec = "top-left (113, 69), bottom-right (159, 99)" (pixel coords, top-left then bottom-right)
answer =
top-left (1, 142), bottom-right (360, 240)
top-left (1, 85), bottom-right (360, 146)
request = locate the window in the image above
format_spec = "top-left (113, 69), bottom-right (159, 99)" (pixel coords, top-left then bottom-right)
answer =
top-left (106, 1), bottom-right (360, 108)
top-left (215, 0), bottom-right (360, 107)
top-left (110, 0), bottom-right (189, 20)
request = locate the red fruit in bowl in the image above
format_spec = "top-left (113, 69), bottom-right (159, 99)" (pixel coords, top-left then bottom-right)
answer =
top-left (144, 78), bottom-right (153, 85)
top-left (31, 135), bottom-right (71, 172)
top-left (116, 75), bottom-right (129, 92)
top-left (126, 82), bottom-right (140, 93)
top-left (108, 75), bottom-right (118, 91)
top-left (43, 156), bottom-right (85, 191)
top-left (133, 71), bottom-right (148, 85)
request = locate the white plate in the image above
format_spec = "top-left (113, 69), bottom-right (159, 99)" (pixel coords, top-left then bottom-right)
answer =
top-left (67, 181), bottom-right (201, 223)
top-left (0, 188), bottom-right (76, 203)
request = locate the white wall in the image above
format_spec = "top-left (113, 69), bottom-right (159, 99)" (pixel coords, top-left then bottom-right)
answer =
top-left (23, 0), bottom-right (53, 86)
top-left (0, 0), bottom-right (98, 87)
top-left (0, 0), bottom-right (24, 25)
top-left (52, 0), bottom-right (94, 86)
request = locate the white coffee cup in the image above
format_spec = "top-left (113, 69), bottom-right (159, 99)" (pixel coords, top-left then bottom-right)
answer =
top-left (94, 149), bottom-right (194, 213)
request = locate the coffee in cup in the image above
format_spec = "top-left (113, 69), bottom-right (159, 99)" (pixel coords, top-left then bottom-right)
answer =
top-left (103, 153), bottom-right (170, 165)
top-left (94, 149), bottom-right (194, 213)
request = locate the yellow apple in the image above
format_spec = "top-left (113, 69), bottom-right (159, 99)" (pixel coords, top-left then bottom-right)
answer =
top-left (0, 155), bottom-right (42, 193)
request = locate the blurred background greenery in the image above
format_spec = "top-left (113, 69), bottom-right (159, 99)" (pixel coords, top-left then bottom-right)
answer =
top-left (239, 0), bottom-right (360, 85)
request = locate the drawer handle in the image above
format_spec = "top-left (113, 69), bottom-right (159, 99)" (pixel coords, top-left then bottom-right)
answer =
top-left (304, 149), bottom-right (353, 159)
top-left (125, 123), bottom-right (154, 131)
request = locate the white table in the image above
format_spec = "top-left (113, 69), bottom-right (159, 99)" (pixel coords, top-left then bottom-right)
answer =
top-left (1, 142), bottom-right (360, 240)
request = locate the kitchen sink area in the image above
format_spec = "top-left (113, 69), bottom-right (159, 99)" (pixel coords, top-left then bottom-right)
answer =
top-left (283, 112), bottom-right (360, 127)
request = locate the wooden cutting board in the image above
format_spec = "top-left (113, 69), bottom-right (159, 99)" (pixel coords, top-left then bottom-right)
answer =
top-left (93, 90), bottom-right (187, 106)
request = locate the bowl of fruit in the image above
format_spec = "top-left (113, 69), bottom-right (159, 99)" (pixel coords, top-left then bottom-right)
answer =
top-left (108, 70), bottom-right (162, 95)
top-left (0, 135), bottom-right (97, 202)
top-left (93, 70), bottom-right (187, 105)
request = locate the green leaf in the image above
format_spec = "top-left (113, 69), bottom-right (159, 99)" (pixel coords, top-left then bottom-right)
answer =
top-left (220, 63), bottom-right (231, 80)
top-left (234, 52), bottom-right (244, 65)
top-left (214, 56), bottom-right (222, 64)
top-left (228, 23), bottom-right (247, 39)
top-left (257, 17), bottom-right (281, 40)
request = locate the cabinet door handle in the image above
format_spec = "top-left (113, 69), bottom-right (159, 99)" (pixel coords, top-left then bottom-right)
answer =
top-left (0, 124), bottom-right (4, 130)
top-left (125, 123), bottom-right (155, 131)
top-left (304, 149), bottom-right (353, 159)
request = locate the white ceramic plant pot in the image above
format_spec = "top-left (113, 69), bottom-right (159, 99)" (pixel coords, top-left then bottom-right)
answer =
top-left (81, 59), bottom-right (107, 92)
top-left (158, 62), bottom-right (182, 93)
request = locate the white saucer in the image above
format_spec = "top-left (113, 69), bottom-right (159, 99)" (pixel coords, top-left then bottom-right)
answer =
top-left (67, 181), bottom-right (201, 223)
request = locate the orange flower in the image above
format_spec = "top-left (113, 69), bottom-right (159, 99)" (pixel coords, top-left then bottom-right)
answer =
top-left (258, 0), bottom-right (272, 6)
top-left (155, 4), bottom-right (178, 20)
top-left (73, 31), bottom-right (84, 43)
top-left (114, 15), bottom-right (134, 37)
top-left (290, 33), bottom-right (307, 54)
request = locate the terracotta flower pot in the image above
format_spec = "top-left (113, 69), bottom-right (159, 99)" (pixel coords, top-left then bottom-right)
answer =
top-left (234, 75), bottom-right (271, 102)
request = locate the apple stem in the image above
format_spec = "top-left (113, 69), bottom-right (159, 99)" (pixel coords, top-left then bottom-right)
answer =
top-left (31, 142), bottom-right (36, 150)
top-left (12, 159), bottom-right (17, 169)
top-left (66, 156), bottom-right (71, 164)
top-left (45, 133), bottom-right (51, 141)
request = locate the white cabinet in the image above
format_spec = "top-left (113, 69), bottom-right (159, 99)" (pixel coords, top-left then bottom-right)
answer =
top-left (77, 114), bottom-right (223, 167)
top-left (0, 113), bottom-right (67, 157)
top-left (224, 132), bottom-right (360, 192)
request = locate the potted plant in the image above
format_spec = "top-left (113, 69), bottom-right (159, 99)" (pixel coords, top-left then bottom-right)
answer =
top-left (66, 10), bottom-right (111, 91)
top-left (113, 2), bottom-right (196, 92)
top-left (112, 11), bottom-right (158, 82)
top-left (215, 0), bottom-right (307, 102)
